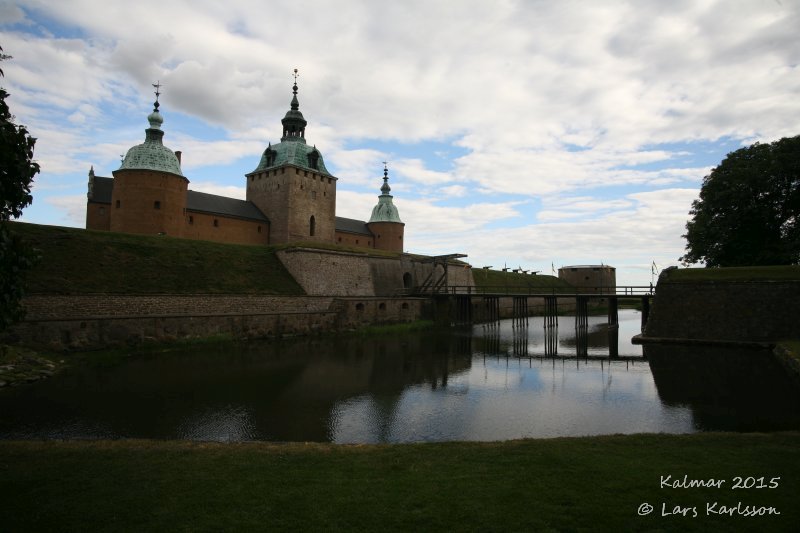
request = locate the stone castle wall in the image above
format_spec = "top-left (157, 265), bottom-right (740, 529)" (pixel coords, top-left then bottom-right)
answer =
top-left (644, 280), bottom-right (800, 342)
top-left (246, 166), bottom-right (336, 244)
top-left (277, 248), bottom-right (476, 296)
top-left (9, 294), bottom-right (429, 351)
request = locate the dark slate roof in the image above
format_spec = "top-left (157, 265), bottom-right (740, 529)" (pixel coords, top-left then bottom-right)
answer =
top-left (88, 176), bottom-right (114, 203)
top-left (186, 190), bottom-right (268, 222)
top-left (335, 216), bottom-right (371, 235)
top-left (86, 175), bottom-right (267, 222)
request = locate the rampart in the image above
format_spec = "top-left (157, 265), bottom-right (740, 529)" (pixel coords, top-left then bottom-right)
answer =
top-left (277, 248), bottom-right (475, 296)
top-left (642, 279), bottom-right (800, 343)
top-left (8, 294), bottom-right (431, 351)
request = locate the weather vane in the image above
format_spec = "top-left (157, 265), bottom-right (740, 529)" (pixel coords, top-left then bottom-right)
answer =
top-left (152, 80), bottom-right (163, 110)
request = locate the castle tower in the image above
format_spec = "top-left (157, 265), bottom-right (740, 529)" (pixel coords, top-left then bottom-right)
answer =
top-left (110, 84), bottom-right (188, 237)
top-left (366, 164), bottom-right (404, 252)
top-left (246, 70), bottom-right (337, 244)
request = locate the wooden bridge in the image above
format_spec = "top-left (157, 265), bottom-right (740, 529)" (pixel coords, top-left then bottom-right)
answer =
top-left (420, 286), bottom-right (653, 332)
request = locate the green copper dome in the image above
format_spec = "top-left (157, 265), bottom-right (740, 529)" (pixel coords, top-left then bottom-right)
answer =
top-left (369, 166), bottom-right (402, 223)
top-left (119, 105), bottom-right (184, 177)
top-left (251, 141), bottom-right (332, 175)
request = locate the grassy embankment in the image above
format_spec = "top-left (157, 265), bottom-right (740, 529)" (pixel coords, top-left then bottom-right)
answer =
top-left (663, 265), bottom-right (800, 283)
top-left (1, 432), bottom-right (798, 532)
top-left (10, 221), bottom-right (304, 295)
top-left (472, 266), bottom-right (573, 293)
top-left (13, 221), bottom-right (575, 295)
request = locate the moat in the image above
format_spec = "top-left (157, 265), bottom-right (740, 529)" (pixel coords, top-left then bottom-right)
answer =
top-left (2, 309), bottom-right (798, 442)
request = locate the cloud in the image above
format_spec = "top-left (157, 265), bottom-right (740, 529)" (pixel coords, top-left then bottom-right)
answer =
top-left (44, 194), bottom-right (86, 226)
top-left (188, 182), bottom-right (245, 200)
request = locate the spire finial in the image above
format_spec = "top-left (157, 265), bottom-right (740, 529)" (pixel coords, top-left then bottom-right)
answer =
top-left (380, 162), bottom-right (391, 195)
top-left (290, 69), bottom-right (300, 111)
top-left (152, 80), bottom-right (162, 111)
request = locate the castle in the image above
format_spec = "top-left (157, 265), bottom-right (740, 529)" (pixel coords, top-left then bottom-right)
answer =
top-left (85, 75), bottom-right (405, 252)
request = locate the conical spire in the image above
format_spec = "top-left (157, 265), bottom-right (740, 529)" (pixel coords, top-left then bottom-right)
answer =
top-left (281, 68), bottom-right (307, 142)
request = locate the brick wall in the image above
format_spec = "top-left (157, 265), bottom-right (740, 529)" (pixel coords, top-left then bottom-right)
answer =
top-left (183, 211), bottom-right (269, 246)
top-left (110, 169), bottom-right (188, 237)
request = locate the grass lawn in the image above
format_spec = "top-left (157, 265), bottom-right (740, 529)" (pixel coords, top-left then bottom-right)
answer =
top-left (1, 432), bottom-right (798, 532)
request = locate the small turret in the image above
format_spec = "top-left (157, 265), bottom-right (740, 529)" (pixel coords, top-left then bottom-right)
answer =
top-left (367, 163), bottom-right (405, 252)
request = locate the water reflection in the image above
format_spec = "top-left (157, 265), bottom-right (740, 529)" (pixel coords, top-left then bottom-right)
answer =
top-left (1, 310), bottom-right (797, 442)
top-left (647, 343), bottom-right (800, 432)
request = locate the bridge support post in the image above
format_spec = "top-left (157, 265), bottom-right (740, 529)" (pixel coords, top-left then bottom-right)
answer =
top-left (641, 296), bottom-right (650, 332)
top-left (608, 296), bottom-right (619, 327)
top-left (544, 296), bottom-right (558, 329)
top-left (512, 296), bottom-right (529, 328)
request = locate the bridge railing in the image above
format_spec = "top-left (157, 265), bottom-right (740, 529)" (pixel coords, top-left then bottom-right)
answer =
top-left (412, 285), bottom-right (654, 296)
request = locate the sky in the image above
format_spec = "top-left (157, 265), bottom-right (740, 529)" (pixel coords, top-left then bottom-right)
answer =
top-left (1, 0), bottom-right (798, 286)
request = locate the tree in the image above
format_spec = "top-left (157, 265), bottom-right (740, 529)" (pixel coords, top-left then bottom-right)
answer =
top-left (681, 135), bottom-right (800, 267)
top-left (1, 46), bottom-right (40, 331)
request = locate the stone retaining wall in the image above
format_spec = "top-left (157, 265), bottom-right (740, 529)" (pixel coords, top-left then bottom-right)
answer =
top-left (277, 248), bottom-right (475, 296)
top-left (7, 294), bottom-right (429, 351)
top-left (21, 294), bottom-right (334, 320)
top-left (644, 280), bottom-right (800, 342)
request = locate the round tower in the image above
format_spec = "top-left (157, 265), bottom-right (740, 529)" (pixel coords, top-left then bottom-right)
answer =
top-left (110, 84), bottom-right (188, 237)
top-left (366, 164), bottom-right (405, 252)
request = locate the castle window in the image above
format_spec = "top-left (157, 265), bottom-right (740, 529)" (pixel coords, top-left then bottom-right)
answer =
top-left (328, 178), bottom-right (332, 184)
top-left (338, 237), bottom-right (342, 242)
top-left (154, 201), bottom-right (161, 210)
top-left (281, 168), bottom-right (285, 174)
top-left (402, 302), bottom-right (409, 310)
top-left (99, 207), bottom-right (105, 215)
top-left (379, 303), bottom-right (386, 311)
top-left (214, 219), bottom-right (219, 227)
top-left (258, 225), bottom-right (262, 233)
top-left (189, 216), bottom-right (194, 225)
top-left (116, 200), bottom-right (120, 208)
top-left (356, 303), bottom-right (364, 312)
top-left (303, 171), bottom-right (308, 177)
top-left (309, 215), bottom-right (315, 236)
top-left (356, 239), bottom-right (359, 245)
top-left (311, 191), bottom-right (316, 200)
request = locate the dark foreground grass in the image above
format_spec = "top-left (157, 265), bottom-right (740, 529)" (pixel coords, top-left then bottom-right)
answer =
top-left (2, 433), bottom-right (799, 532)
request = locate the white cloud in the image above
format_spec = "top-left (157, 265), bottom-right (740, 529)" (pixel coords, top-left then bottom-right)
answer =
top-left (44, 194), bottom-right (86, 226)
